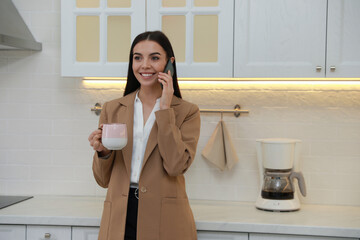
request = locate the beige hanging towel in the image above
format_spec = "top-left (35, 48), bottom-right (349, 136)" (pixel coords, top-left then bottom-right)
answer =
top-left (202, 120), bottom-right (239, 171)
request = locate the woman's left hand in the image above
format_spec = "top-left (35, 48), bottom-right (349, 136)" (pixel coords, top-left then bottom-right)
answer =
top-left (158, 70), bottom-right (174, 110)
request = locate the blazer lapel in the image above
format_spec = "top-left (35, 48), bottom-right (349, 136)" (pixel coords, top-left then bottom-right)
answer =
top-left (118, 91), bottom-right (137, 177)
top-left (141, 96), bottom-right (182, 171)
top-left (141, 122), bottom-right (158, 171)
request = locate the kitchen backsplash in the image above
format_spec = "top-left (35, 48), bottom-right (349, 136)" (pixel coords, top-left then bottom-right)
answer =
top-left (0, 0), bottom-right (359, 206)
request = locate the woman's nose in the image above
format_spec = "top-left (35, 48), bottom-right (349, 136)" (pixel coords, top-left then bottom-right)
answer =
top-left (141, 59), bottom-right (151, 68)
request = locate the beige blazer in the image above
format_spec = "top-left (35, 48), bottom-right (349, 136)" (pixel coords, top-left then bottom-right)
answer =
top-left (93, 91), bottom-right (201, 240)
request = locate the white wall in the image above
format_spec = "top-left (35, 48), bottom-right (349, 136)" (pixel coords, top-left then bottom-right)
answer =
top-left (0, 0), bottom-right (359, 206)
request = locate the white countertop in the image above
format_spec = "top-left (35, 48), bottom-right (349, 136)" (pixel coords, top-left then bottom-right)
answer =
top-left (0, 196), bottom-right (359, 238)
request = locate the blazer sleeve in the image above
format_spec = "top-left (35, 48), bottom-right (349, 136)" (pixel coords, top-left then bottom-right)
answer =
top-left (92, 102), bottom-right (116, 188)
top-left (155, 103), bottom-right (201, 176)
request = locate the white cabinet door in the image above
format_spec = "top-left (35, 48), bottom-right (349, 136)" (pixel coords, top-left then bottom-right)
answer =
top-left (147, 0), bottom-right (234, 78)
top-left (326, 0), bottom-right (360, 77)
top-left (198, 231), bottom-right (248, 240)
top-left (27, 225), bottom-right (71, 240)
top-left (72, 227), bottom-right (99, 240)
top-left (234, 0), bottom-right (327, 78)
top-left (249, 233), bottom-right (358, 240)
top-left (61, 0), bottom-right (146, 77)
top-left (0, 225), bottom-right (25, 240)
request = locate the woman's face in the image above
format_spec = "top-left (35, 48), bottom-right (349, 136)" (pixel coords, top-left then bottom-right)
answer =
top-left (132, 40), bottom-right (168, 88)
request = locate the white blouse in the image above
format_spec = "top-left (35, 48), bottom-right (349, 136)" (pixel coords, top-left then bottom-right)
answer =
top-left (130, 92), bottom-right (160, 186)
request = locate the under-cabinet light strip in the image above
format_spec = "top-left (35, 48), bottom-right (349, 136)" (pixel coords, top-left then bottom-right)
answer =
top-left (83, 77), bottom-right (360, 81)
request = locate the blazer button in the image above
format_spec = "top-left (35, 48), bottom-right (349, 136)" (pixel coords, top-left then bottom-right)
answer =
top-left (140, 186), bottom-right (147, 193)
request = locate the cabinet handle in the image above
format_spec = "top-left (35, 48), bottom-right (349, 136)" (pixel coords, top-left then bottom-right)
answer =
top-left (330, 66), bottom-right (336, 72)
top-left (44, 233), bottom-right (51, 239)
top-left (316, 66), bottom-right (322, 72)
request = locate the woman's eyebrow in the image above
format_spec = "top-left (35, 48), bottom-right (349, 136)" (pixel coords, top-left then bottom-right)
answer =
top-left (133, 52), bottom-right (161, 56)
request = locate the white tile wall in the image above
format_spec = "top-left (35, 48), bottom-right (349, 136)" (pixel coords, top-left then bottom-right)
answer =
top-left (0, 0), bottom-right (359, 206)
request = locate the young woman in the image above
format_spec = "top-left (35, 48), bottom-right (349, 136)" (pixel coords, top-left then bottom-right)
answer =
top-left (88, 31), bottom-right (200, 240)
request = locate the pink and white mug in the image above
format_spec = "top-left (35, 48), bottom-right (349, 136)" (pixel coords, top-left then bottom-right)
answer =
top-left (102, 123), bottom-right (127, 150)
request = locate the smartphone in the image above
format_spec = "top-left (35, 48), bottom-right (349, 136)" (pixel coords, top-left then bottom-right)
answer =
top-left (161, 59), bottom-right (174, 88)
top-left (164, 59), bottom-right (174, 76)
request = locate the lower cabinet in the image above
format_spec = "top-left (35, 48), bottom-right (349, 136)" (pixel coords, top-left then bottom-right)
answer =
top-left (72, 227), bottom-right (99, 240)
top-left (0, 225), bottom-right (26, 240)
top-left (249, 233), bottom-right (359, 240)
top-left (27, 225), bottom-right (71, 240)
top-left (198, 231), bottom-right (248, 240)
top-left (196, 231), bottom-right (359, 240)
top-left (1, 225), bottom-right (358, 240)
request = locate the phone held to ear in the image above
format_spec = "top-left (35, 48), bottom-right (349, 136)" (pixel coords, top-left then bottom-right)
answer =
top-left (164, 59), bottom-right (174, 77)
top-left (161, 59), bottom-right (174, 88)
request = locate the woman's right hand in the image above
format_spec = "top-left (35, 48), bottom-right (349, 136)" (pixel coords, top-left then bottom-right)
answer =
top-left (88, 125), bottom-right (111, 157)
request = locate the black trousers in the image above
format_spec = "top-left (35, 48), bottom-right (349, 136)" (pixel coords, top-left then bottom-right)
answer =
top-left (124, 188), bottom-right (139, 240)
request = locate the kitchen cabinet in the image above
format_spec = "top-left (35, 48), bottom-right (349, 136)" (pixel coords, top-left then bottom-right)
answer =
top-left (72, 227), bottom-right (99, 240)
top-left (61, 0), bottom-right (145, 77)
top-left (198, 231), bottom-right (248, 240)
top-left (0, 225), bottom-right (25, 240)
top-left (147, 0), bottom-right (234, 78)
top-left (234, 0), bottom-right (326, 78)
top-left (0, 225), bottom-right (97, 240)
top-left (61, 0), bottom-right (234, 78)
top-left (27, 225), bottom-right (71, 240)
top-left (1, 225), bottom-right (358, 240)
top-left (198, 231), bottom-right (360, 240)
top-left (249, 233), bottom-right (359, 240)
top-left (234, 0), bottom-right (360, 78)
top-left (326, 0), bottom-right (360, 77)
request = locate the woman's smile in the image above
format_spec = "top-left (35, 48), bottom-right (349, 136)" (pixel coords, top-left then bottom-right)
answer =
top-left (140, 72), bottom-right (156, 78)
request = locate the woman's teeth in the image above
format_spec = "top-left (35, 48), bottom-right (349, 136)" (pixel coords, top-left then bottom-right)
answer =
top-left (141, 73), bottom-right (153, 77)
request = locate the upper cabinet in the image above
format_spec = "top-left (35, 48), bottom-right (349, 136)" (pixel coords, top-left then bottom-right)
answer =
top-left (234, 0), bottom-right (327, 78)
top-left (326, 0), bottom-right (360, 77)
top-left (61, 0), bottom-right (145, 77)
top-left (147, 0), bottom-right (234, 78)
top-left (234, 0), bottom-right (360, 78)
top-left (61, 0), bottom-right (234, 78)
top-left (61, 0), bottom-right (359, 78)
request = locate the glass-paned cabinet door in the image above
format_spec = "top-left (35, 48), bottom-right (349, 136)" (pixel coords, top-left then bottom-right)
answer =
top-left (147, 0), bottom-right (234, 77)
top-left (61, 0), bottom-right (145, 77)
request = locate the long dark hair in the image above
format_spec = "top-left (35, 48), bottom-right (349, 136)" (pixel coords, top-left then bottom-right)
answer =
top-left (123, 31), bottom-right (182, 98)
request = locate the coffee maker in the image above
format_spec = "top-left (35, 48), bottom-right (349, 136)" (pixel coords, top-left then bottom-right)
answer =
top-left (255, 138), bottom-right (306, 212)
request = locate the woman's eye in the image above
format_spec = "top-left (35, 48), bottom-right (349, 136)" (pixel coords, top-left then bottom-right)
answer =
top-left (152, 56), bottom-right (160, 61)
top-left (134, 56), bottom-right (141, 61)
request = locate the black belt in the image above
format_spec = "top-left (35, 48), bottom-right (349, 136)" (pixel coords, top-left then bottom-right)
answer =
top-left (129, 187), bottom-right (139, 200)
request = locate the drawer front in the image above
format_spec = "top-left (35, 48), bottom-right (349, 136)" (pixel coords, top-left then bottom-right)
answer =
top-left (27, 225), bottom-right (71, 240)
top-left (0, 225), bottom-right (26, 240)
top-left (72, 227), bottom-right (99, 240)
top-left (250, 233), bottom-right (358, 240)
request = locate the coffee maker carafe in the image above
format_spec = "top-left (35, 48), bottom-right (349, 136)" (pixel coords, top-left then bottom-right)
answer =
top-left (256, 138), bottom-right (306, 211)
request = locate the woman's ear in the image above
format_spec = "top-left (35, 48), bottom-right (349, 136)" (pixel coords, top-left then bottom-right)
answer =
top-left (170, 57), bottom-right (175, 64)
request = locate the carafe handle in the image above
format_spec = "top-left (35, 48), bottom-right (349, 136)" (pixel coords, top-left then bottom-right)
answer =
top-left (290, 172), bottom-right (307, 197)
